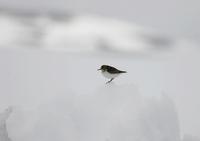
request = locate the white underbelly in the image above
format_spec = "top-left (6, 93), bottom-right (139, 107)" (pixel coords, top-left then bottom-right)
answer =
top-left (102, 71), bottom-right (119, 79)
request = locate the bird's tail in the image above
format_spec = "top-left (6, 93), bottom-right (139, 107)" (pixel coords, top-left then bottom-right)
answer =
top-left (120, 71), bottom-right (127, 73)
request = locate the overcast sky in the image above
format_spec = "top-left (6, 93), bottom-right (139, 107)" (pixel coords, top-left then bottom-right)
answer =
top-left (0, 0), bottom-right (200, 40)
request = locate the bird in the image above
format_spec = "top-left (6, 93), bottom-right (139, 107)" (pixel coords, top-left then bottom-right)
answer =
top-left (98, 65), bottom-right (127, 83)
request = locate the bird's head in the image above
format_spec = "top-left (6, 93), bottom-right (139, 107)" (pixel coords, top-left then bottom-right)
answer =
top-left (98, 65), bottom-right (107, 72)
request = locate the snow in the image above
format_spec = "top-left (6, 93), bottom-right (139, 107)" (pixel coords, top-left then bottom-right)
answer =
top-left (0, 107), bottom-right (12, 141)
top-left (0, 45), bottom-right (200, 141)
top-left (0, 10), bottom-right (200, 141)
top-left (1, 84), bottom-right (181, 141)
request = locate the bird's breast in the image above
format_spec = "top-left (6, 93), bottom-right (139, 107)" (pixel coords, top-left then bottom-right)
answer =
top-left (101, 71), bottom-right (119, 79)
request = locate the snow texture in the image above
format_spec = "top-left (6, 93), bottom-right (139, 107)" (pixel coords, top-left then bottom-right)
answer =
top-left (0, 107), bottom-right (12, 141)
top-left (2, 85), bottom-right (181, 141)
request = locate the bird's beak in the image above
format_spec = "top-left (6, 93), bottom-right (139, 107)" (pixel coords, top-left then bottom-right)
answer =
top-left (97, 68), bottom-right (101, 71)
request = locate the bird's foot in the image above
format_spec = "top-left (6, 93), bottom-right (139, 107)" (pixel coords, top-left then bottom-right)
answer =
top-left (106, 78), bottom-right (114, 84)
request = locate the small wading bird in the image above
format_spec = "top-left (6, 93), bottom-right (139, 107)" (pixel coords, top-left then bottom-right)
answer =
top-left (98, 65), bottom-right (127, 83)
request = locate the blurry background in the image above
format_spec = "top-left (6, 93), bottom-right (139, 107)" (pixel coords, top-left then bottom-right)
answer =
top-left (0, 0), bottom-right (200, 40)
top-left (0, 0), bottom-right (200, 141)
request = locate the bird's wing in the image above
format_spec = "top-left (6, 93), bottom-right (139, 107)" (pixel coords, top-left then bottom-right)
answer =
top-left (107, 66), bottom-right (122, 73)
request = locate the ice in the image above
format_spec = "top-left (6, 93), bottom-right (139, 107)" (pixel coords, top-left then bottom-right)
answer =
top-left (182, 135), bottom-right (200, 141)
top-left (2, 84), bottom-right (181, 141)
top-left (138, 95), bottom-right (180, 141)
top-left (0, 107), bottom-right (12, 141)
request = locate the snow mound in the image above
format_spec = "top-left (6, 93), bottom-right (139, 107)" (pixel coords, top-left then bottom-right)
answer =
top-left (4, 84), bottom-right (183, 141)
top-left (139, 95), bottom-right (180, 141)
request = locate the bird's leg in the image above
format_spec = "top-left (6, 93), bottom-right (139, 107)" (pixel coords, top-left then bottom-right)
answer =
top-left (106, 78), bottom-right (114, 84)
